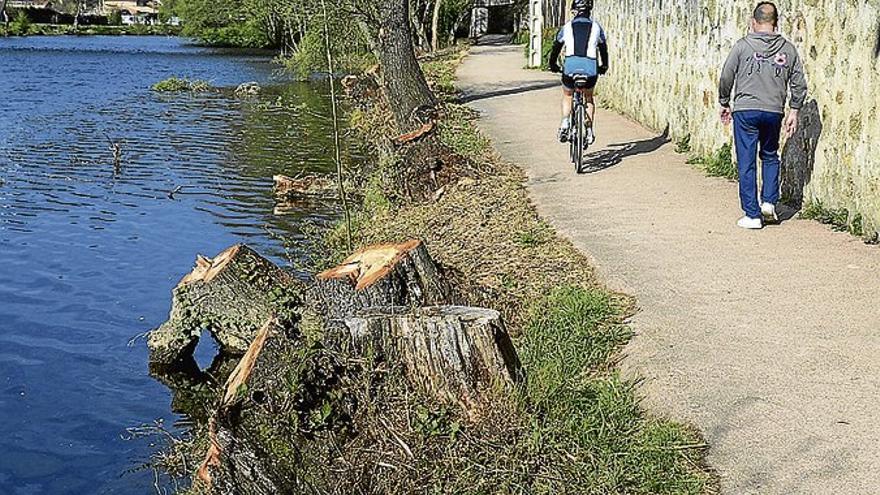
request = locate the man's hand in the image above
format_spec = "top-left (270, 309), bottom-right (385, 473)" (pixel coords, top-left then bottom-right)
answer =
top-left (719, 106), bottom-right (732, 125)
top-left (598, 64), bottom-right (608, 75)
top-left (784, 109), bottom-right (799, 138)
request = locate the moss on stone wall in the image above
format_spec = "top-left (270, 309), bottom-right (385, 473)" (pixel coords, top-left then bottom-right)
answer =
top-left (594, 0), bottom-right (880, 235)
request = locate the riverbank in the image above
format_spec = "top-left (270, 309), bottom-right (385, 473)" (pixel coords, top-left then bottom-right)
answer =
top-left (0, 23), bottom-right (180, 37)
top-left (155, 46), bottom-right (714, 493)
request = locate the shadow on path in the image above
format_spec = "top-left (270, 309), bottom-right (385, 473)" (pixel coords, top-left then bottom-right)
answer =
top-left (459, 80), bottom-right (559, 103)
top-left (581, 125), bottom-right (671, 173)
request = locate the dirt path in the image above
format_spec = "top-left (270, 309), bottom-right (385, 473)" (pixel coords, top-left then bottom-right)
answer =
top-left (457, 42), bottom-right (880, 494)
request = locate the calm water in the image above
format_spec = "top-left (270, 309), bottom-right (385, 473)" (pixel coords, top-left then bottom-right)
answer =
top-left (0, 36), bottom-right (354, 493)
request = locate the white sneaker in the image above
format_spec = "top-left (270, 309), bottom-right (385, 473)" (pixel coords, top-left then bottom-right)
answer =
top-left (761, 202), bottom-right (778, 222)
top-left (558, 127), bottom-right (569, 143)
top-left (586, 126), bottom-right (595, 145)
top-left (737, 216), bottom-right (763, 230)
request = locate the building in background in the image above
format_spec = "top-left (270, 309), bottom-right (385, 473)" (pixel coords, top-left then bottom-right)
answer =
top-left (103, 0), bottom-right (158, 24)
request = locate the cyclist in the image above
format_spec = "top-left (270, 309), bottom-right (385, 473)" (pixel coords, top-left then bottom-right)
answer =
top-left (548, 0), bottom-right (608, 144)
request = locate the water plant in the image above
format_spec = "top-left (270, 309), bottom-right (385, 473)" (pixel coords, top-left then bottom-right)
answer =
top-left (151, 77), bottom-right (212, 92)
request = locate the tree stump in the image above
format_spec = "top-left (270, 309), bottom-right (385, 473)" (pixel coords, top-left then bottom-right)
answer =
top-left (314, 240), bottom-right (455, 320)
top-left (343, 306), bottom-right (523, 412)
top-left (273, 174), bottom-right (334, 199)
top-left (147, 244), bottom-right (300, 365)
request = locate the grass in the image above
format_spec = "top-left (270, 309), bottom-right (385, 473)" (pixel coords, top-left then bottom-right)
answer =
top-left (687, 143), bottom-right (737, 180)
top-left (159, 44), bottom-right (714, 494)
top-left (322, 48), bottom-right (714, 492)
top-left (151, 77), bottom-right (212, 92)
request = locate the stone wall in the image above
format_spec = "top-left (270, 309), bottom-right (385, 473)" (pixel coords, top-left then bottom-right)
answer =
top-left (593, 0), bottom-right (880, 234)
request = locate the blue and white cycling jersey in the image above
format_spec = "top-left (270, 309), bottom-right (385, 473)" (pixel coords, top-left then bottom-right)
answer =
top-left (555, 16), bottom-right (606, 77)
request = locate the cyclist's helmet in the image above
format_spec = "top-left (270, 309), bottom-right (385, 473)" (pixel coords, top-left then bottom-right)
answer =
top-left (571, 0), bottom-right (593, 12)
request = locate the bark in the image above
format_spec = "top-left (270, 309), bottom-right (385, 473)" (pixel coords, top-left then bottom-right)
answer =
top-left (372, 0), bottom-right (437, 132)
top-left (313, 240), bottom-right (455, 321)
top-left (431, 0), bottom-right (442, 51)
top-left (147, 244), bottom-right (300, 365)
top-left (343, 306), bottom-right (523, 412)
top-left (195, 318), bottom-right (303, 495)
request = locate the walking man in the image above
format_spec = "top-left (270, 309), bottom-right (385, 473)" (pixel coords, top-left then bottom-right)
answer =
top-left (719, 2), bottom-right (807, 229)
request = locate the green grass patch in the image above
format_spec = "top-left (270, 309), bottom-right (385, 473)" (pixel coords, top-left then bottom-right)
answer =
top-left (516, 286), bottom-right (710, 493)
top-left (438, 104), bottom-right (492, 158)
top-left (151, 77), bottom-right (212, 92)
top-left (675, 134), bottom-right (692, 154)
top-left (688, 143), bottom-right (737, 180)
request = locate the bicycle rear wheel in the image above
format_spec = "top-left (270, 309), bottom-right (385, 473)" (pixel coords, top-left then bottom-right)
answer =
top-left (572, 103), bottom-right (585, 173)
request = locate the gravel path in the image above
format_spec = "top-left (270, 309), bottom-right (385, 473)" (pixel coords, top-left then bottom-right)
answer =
top-left (457, 41), bottom-right (880, 494)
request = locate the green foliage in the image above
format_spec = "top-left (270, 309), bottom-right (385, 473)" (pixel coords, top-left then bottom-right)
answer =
top-left (151, 77), bottom-right (212, 92)
top-left (437, 104), bottom-right (492, 158)
top-left (281, 9), bottom-right (374, 79)
top-left (9, 10), bottom-right (32, 36)
top-left (674, 134), bottom-right (692, 154)
top-left (801, 201), bottom-right (868, 238)
top-left (108, 9), bottom-right (123, 26)
top-left (518, 287), bottom-right (709, 493)
top-left (689, 143), bottom-right (737, 180)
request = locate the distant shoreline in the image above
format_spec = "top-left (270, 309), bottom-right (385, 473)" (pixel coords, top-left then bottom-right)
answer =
top-left (1, 24), bottom-right (182, 37)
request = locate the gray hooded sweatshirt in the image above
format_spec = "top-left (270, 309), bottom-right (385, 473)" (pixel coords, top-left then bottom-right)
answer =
top-left (719, 32), bottom-right (807, 114)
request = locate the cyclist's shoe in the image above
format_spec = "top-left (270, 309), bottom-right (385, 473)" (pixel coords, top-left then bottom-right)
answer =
top-left (586, 126), bottom-right (596, 146)
top-left (761, 202), bottom-right (778, 223)
top-left (558, 126), bottom-right (569, 143)
top-left (737, 216), bottom-right (763, 230)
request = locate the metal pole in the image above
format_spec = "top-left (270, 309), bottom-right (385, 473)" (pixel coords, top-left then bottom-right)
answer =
top-left (528, 0), bottom-right (544, 68)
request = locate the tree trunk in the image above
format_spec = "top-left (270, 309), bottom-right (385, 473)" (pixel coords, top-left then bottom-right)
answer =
top-left (313, 240), bottom-right (455, 321)
top-left (372, 0), bottom-right (437, 132)
top-left (343, 306), bottom-right (523, 412)
top-left (431, 0), bottom-right (442, 51)
top-left (147, 244), bottom-right (300, 365)
top-left (195, 318), bottom-right (303, 495)
top-left (1, 0), bottom-right (8, 31)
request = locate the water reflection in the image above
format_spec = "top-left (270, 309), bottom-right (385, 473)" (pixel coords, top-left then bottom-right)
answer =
top-left (0, 35), bottom-right (361, 493)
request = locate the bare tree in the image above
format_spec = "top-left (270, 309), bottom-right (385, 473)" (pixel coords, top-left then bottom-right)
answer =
top-left (1, 0), bottom-right (9, 31)
top-left (431, 0), bottom-right (442, 51)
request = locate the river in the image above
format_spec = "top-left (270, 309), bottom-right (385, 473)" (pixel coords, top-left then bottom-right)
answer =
top-left (0, 35), bottom-right (356, 493)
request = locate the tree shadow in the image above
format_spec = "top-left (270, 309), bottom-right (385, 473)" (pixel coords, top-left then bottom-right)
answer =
top-left (458, 80), bottom-right (559, 103)
top-left (149, 352), bottom-right (240, 424)
top-left (579, 125), bottom-right (671, 173)
top-left (779, 99), bottom-right (823, 221)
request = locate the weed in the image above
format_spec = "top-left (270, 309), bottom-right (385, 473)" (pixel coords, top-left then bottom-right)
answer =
top-left (151, 77), bottom-right (212, 92)
top-left (689, 143), bottom-right (737, 180)
top-left (801, 200), bottom-right (870, 238)
top-left (675, 134), bottom-right (692, 154)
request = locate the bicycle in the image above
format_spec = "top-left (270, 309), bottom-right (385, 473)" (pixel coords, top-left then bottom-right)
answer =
top-left (568, 76), bottom-right (594, 173)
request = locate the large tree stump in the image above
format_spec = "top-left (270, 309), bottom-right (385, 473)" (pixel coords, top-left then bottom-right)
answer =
top-left (343, 306), bottom-right (523, 412)
top-left (195, 318), bottom-right (299, 495)
top-left (147, 244), bottom-right (300, 365)
top-left (314, 240), bottom-right (454, 320)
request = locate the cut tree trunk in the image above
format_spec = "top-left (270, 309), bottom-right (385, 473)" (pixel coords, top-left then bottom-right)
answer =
top-left (343, 306), bottom-right (523, 412)
top-left (147, 244), bottom-right (299, 365)
top-left (372, 0), bottom-right (437, 132)
top-left (314, 240), bottom-right (454, 320)
top-left (196, 317), bottom-right (301, 495)
top-left (273, 174), bottom-right (334, 199)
